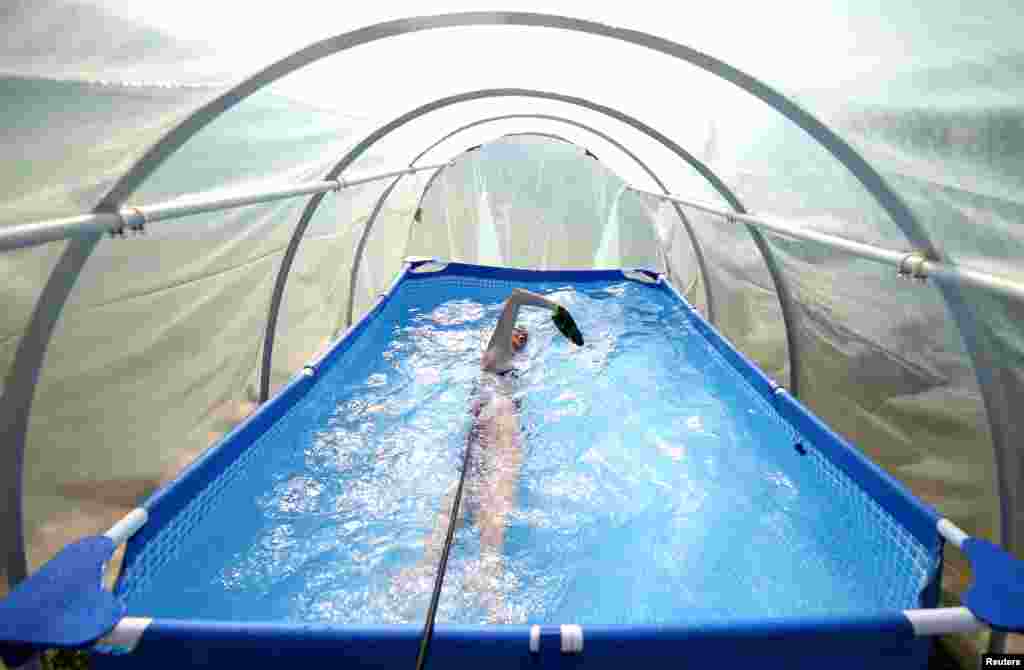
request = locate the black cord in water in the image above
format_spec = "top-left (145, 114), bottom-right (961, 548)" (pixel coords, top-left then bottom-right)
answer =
top-left (414, 420), bottom-right (478, 670)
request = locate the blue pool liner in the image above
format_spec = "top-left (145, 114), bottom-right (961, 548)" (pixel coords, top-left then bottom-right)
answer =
top-left (8, 261), bottom-right (1023, 669)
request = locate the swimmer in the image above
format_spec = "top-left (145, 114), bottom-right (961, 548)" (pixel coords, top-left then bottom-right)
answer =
top-left (395, 288), bottom-right (582, 623)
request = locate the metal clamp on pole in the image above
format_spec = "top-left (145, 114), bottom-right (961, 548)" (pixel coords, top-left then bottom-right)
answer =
top-left (103, 509), bottom-right (148, 547)
top-left (898, 252), bottom-right (928, 281)
top-left (108, 208), bottom-right (145, 238)
top-left (127, 208), bottom-right (147, 234)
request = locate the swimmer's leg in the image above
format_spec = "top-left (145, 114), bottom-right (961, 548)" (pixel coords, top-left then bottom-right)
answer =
top-left (390, 407), bottom-right (486, 612)
top-left (423, 482), bottom-right (466, 564)
top-left (417, 408), bottom-right (486, 566)
top-left (390, 481), bottom-right (468, 620)
top-left (474, 395), bottom-right (524, 623)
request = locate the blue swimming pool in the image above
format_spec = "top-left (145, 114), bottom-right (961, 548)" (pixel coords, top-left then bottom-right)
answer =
top-left (91, 261), bottom-right (944, 670)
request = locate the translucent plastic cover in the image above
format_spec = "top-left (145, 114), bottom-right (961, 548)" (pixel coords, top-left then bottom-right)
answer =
top-left (2, 0), bottom-right (1022, 657)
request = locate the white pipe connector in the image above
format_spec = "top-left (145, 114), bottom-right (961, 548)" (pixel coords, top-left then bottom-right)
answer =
top-left (904, 607), bottom-right (984, 636)
top-left (410, 261), bottom-right (449, 274)
top-left (527, 625), bottom-right (584, 654)
top-left (561, 625), bottom-right (584, 654)
top-left (937, 518), bottom-right (970, 549)
top-left (103, 508), bottom-right (148, 546)
top-left (529, 625), bottom-right (541, 653)
top-left (622, 269), bottom-right (658, 284)
top-left (96, 617), bottom-right (153, 653)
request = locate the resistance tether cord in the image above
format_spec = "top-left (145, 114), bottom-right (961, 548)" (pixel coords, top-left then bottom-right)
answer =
top-left (414, 409), bottom-right (480, 670)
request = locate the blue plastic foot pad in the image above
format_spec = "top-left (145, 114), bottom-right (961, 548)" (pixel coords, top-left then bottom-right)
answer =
top-left (0, 536), bottom-right (124, 666)
top-left (962, 538), bottom-right (1024, 632)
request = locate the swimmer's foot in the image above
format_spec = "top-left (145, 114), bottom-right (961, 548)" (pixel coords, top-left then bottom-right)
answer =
top-left (482, 594), bottom-right (520, 624)
top-left (463, 554), bottom-right (502, 592)
top-left (464, 554), bottom-right (523, 624)
top-left (389, 563), bottom-right (438, 622)
top-left (395, 562), bottom-right (438, 591)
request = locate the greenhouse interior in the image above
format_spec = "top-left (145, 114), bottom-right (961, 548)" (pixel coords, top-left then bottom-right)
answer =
top-left (1, 2), bottom-right (1023, 669)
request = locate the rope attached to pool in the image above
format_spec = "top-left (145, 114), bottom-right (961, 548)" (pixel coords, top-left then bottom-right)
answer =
top-left (415, 403), bottom-right (479, 670)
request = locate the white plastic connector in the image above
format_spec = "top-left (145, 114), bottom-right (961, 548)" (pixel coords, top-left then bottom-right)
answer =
top-left (560, 625), bottom-right (583, 654)
top-left (937, 518), bottom-right (969, 549)
top-left (410, 261), bottom-right (449, 274)
top-left (904, 607), bottom-right (983, 636)
top-left (621, 269), bottom-right (658, 284)
top-left (119, 207), bottom-right (147, 229)
top-left (96, 617), bottom-right (153, 652)
top-left (529, 625), bottom-right (540, 653)
top-left (103, 508), bottom-right (148, 546)
top-left (898, 252), bottom-right (928, 280)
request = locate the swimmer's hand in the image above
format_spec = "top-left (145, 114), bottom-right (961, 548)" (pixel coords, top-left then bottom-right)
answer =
top-left (552, 306), bottom-right (584, 346)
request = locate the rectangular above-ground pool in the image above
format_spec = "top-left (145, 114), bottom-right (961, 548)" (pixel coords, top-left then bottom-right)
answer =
top-left (93, 261), bottom-right (943, 670)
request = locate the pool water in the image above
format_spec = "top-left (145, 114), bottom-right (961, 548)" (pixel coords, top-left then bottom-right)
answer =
top-left (118, 276), bottom-right (933, 626)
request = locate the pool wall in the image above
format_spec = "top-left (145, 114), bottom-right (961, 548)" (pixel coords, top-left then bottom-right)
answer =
top-left (94, 262), bottom-right (943, 670)
top-left (93, 615), bottom-right (931, 670)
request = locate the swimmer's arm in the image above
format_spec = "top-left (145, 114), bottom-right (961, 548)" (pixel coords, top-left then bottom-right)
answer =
top-left (482, 289), bottom-right (559, 372)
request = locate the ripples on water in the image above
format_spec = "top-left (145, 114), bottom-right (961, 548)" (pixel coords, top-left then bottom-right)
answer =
top-left (130, 280), bottom-right (927, 625)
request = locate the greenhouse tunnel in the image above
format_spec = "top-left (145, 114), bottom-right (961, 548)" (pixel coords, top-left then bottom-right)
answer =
top-left (2, 5), bottom-right (1023, 667)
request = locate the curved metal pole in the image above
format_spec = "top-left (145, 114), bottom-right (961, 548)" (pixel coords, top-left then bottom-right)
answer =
top-left (1, 233), bottom-right (102, 589)
top-left (280, 97), bottom-right (786, 407)
top-left (97, 13), bottom-right (989, 517)
top-left (7, 15), bottom-right (1005, 632)
top-left (400, 116), bottom-right (723, 330)
top-left (268, 95), bottom-right (745, 405)
top-left (88, 9), bottom-right (939, 241)
top-left (260, 89), bottom-right (749, 401)
top-left (342, 175), bottom-right (408, 331)
top-left (344, 128), bottom-right (651, 330)
top-left (497, 131), bottom-right (576, 145)
top-left (290, 136), bottom-right (589, 386)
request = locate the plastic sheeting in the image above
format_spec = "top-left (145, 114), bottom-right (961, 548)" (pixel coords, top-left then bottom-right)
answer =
top-left (410, 137), bottom-right (660, 272)
top-left (2, 1), bottom-right (1023, 661)
top-left (3, 87), bottom-right (386, 586)
top-left (0, 76), bottom-right (221, 226)
top-left (640, 193), bottom-right (705, 311)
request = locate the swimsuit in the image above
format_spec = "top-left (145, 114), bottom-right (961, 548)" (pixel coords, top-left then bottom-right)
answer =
top-left (470, 368), bottom-right (523, 421)
top-left (463, 368), bottom-right (525, 522)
